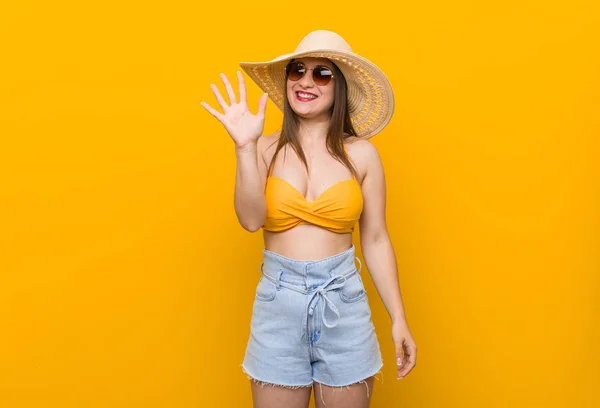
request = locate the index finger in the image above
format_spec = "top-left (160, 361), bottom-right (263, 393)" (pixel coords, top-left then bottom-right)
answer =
top-left (237, 71), bottom-right (247, 104)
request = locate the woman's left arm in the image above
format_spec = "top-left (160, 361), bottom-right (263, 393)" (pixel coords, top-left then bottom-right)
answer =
top-left (357, 140), bottom-right (417, 380)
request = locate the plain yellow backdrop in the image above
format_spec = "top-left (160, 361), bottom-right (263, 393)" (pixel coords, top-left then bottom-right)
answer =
top-left (1, 0), bottom-right (599, 407)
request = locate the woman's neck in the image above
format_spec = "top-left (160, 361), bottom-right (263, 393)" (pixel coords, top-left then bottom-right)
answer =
top-left (296, 116), bottom-right (329, 145)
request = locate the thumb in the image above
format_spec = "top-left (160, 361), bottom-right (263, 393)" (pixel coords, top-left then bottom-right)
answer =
top-left (257, 93), bottom-right (268, 115)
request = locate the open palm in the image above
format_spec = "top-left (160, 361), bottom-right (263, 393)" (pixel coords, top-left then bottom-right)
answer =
top-left (200, 71), bottom-right (268, 148)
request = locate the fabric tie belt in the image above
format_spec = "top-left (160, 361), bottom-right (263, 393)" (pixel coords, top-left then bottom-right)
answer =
top-left (260, 257), bottom-right (362, 340)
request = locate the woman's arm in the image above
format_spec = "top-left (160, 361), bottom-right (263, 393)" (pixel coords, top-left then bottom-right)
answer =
top-left (233, 135), bottom-right (271, 232)
top-left (200, 71), bottom-right (270, 232)
top-left (357, 139), bottom-right (417, 379)
top-left (357, 140), bottom-right (406, 324)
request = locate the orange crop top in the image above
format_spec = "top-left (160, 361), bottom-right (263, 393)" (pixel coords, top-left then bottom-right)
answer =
top-left (262, 147), bottom-right (363, 233)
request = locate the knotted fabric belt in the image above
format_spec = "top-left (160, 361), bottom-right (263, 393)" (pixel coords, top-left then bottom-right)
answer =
top-left (260, 257), bottom-right (362, 340)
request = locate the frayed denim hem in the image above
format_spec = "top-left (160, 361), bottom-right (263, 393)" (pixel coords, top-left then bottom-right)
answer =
top-left (313, 364), bottom-right (384, 404)
top-left (240, 363), bottom-right (313, 389)
top-left (241, 362), bottom-right (384, 406)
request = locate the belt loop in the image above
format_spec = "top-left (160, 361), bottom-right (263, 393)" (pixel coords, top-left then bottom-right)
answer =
top-left (276, 269), bottom-right (283, 289)
top-left (355, 256), bottom-right (362, 274)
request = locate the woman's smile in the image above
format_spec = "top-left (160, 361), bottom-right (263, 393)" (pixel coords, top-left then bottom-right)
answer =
top-left (295, 91), bottom-right (318, 102)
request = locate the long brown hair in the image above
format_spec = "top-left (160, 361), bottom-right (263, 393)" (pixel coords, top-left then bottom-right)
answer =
top-left (268, 59), bottom-right (359, 178)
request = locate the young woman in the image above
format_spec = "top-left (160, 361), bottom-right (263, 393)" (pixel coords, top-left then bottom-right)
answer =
top-left (201, 30), bottom-right (417, 408)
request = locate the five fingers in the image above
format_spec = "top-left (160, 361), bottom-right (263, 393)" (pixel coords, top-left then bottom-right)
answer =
top-left (201, 71), bottom-right (267, 120)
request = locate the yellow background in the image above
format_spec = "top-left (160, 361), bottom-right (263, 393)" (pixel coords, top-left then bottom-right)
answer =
top-left (1, 0), bottom-right (599, 406)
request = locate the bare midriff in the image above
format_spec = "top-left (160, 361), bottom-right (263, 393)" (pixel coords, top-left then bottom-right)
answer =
top-left (263, 224), bottom-right (353, 260)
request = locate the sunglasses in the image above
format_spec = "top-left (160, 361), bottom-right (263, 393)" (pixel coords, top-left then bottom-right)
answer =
top-left (285, 61), bottom-right (335, 86)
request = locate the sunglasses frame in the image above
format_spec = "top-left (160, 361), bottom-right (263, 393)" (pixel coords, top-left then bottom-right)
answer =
top-left (284, 60), bottom-right (335, 86)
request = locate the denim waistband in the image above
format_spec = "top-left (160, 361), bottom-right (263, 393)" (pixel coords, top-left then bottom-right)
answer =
top-left (261, 244), bottom-right (360, 287)
top-left (259, 244), bottom-right (362, 339)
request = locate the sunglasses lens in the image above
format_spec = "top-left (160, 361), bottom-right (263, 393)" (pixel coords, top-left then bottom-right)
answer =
top-left (313, 67), bottom-right (333, 86)
top-left (286, 62), bottom-right (334, 85)
top-left (286, 62), bottom-right (305, 81)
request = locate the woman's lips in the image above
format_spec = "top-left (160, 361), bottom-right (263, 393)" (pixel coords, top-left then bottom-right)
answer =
top-left (295, 91), bottom-right (318, 102)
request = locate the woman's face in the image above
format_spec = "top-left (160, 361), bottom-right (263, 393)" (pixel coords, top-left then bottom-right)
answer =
top-left (286, 57), bottom-right (335, 120)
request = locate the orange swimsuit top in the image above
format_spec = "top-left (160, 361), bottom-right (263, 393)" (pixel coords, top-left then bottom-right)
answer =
top-left (262, 146), bottom-right (364, 234)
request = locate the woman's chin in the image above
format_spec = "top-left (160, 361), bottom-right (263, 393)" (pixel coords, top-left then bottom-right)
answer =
top-left (294, 111), bottom-right (315, 119)
top-left (290, 105), bottom-right (327, 120)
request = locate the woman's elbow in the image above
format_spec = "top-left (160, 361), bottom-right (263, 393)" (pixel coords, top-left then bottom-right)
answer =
top-left (234, 201), bottom-right (266, 232)
top-left (241, 220), bottom-right (263, 233)
top-left (237, 212), bottom-right (266, 233)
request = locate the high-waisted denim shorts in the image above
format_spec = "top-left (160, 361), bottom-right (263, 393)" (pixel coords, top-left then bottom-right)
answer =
top-left (241, 244), bottom-right (383, 389)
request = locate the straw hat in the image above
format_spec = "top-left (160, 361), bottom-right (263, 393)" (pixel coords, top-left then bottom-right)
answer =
top-left (239, 30), bottom-right (395, 139)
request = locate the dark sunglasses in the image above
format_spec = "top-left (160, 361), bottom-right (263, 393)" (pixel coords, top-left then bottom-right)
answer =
top-left (285, 61), bottom-right (335, 86)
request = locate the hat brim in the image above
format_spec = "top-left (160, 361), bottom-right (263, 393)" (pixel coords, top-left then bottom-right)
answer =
top-left (240, 49), bottom-right (394, 139)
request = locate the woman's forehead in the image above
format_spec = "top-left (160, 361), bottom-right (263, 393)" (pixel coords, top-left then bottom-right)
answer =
top-left (294, 57), bottom-right (332, 67)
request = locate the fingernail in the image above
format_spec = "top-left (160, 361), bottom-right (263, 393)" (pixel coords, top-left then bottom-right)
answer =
top-left (397, 376), bottom-right (403, 380)
top-left (397, 357), bottom-right (402, 366)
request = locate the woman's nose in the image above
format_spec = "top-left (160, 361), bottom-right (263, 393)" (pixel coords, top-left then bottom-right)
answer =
top-left (298, 70), bottom-right (315, 87)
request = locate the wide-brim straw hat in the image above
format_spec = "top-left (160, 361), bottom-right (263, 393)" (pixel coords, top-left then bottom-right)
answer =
top-left (239, 30), bottom-right (395, 139)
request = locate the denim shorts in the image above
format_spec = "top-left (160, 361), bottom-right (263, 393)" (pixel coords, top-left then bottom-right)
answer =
top-left (241, 244), bottom-right (383, 389)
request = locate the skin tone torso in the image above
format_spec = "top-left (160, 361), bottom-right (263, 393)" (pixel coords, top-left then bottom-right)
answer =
top-left (255, 56), bottom-right (368, 259)
top-left (259, 131), bottom-right (365, 260)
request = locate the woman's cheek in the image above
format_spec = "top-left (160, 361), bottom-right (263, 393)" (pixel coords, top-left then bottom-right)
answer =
top-left (325, 93), bottom-right (335, 110)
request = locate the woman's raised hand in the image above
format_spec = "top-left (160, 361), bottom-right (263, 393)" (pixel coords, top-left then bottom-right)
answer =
top-left (201, 71), bottom-right (268, 148)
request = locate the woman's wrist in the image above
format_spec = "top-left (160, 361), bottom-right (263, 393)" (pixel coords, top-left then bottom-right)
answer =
top-left (391, 312), bottom-right (407, 325)
top-left (235, 141), bottom-right (258, 154)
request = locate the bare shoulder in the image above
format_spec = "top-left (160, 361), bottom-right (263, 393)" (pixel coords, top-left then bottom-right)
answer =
top-left (344, 136), bottom-right (379, 158)
top-left (343, 136), bottom-right (381, 178)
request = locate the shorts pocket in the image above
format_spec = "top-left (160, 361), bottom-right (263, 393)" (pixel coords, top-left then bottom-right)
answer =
top-left (338, 273), bottom-right (367, 303)
top-left (255, 276), bottom-right (277, 302)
